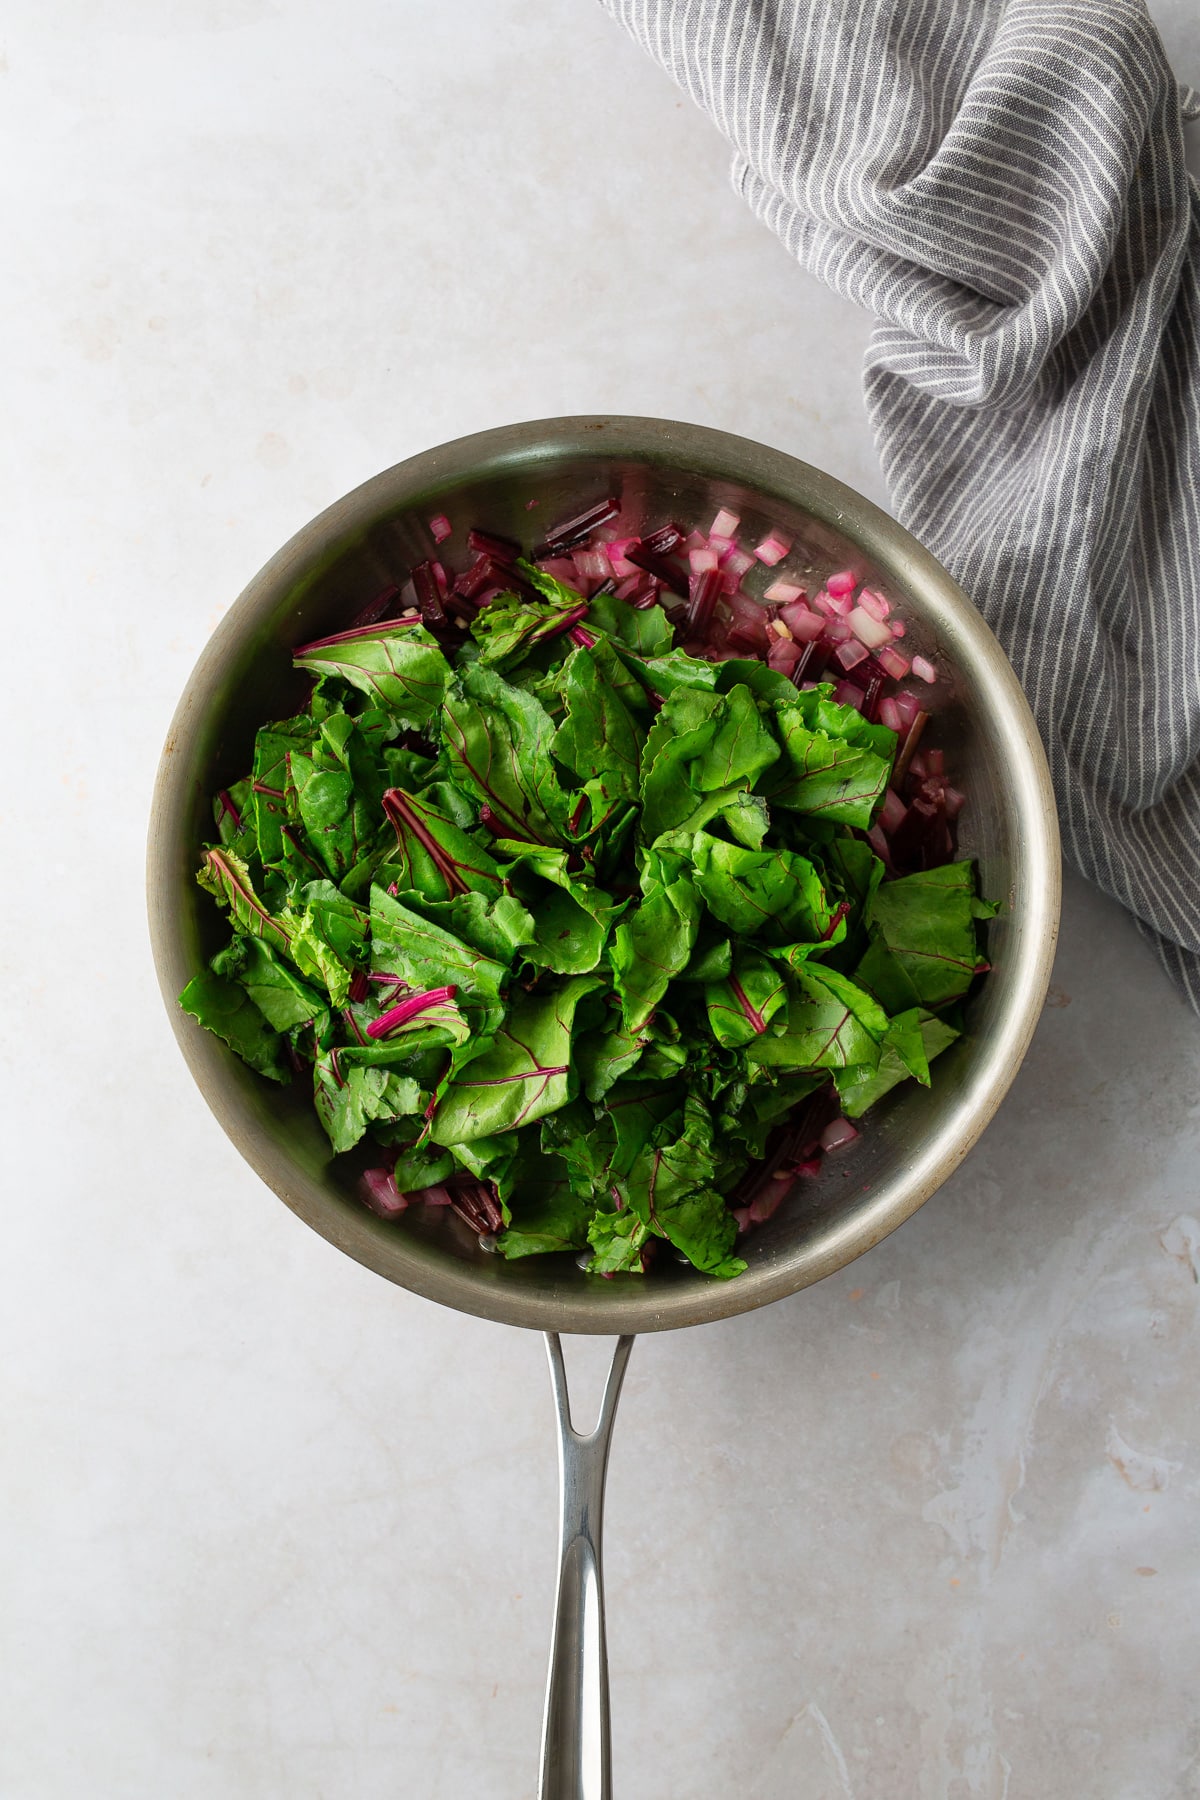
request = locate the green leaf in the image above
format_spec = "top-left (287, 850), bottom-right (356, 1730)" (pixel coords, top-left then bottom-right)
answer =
top-left (289, 713), bottom-right (387, 880)
top-left (690, 834), bottom-right (845, 946)
top-left (282, 880), bottom-right (369, 1007)
top-left (392, 1141), bottom-right (456, 1193)
top-left (704, 948), bottom-right (789, 1049)
top-left (370, 884), bottom-right (506, 1025)
top-left (763, 704), bottom-right (896, 828)
top-left (496, 1142), bottom-right (595, 1258)
top-left (552, 647), bottom-right (643, 807)
top-left (442, 661), bottom-right (574, 846)
top-left (503, 845), bottom-right (622, 975)
top-left (639, 684), bottom-right (779, 842)
top-left (584, 589), bottom-right (674, 656)
top-left (470, 587), bottom-right (587, 668)
top-left (618, 1095), bottom-right (746, 1278)
top-left (179, 968), bottom-right (287, 1081)
top-left (587, 1208), bottom-right (652, 1274)
top-left (429, 975), bottom-right (601, 1145)
top-left (211, 935), bottom-right (327, 1033)
top-left (414, 890), bottom-right (537, 966)
top-left (250, 715), bottom-right (317, 869)
top-left (313, 1052), bottom-right (424, 1153)
top-left (746, 964), bottom-right (888, 1071)
top-left (609, 872), bottom-right (701, 1032)
top-left (196, 848), bottom-right (293, 956)
top-left (574, 1007), bottom-right (650, 1101)
top-left (294, 622), bottom-right (452, 728)
top-left (860, 861), bottom-right (995, 1007)
top-left (380, 786), bottom-right (503, 902)
top-left (836, 1013), bottom-right (960, 1117)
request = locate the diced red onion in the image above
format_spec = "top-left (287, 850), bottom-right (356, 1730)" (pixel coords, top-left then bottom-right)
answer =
top-left (411, 1183), bottom-right (454, 1207)
top-left (890, 619), bottom-right (907, 638)
top-left (723, 546), bottom-right (756, 580)
top-left (847, 605), bottom-right (893, 650)
top-left (362, 1168), bottom-right (408, 1219)
top-left (725, 591), bottom-right (770, 651)
top-left (754, 531), bottom-right (792, 566)
top-left (908, 751), bottom-right (929, 781)
top-left (876, 645), bottom-right (910, 681)
top-left (822, 616), bottom-right (853, 644)
top-left (604, 537), bottom-right (640, 578)
top-left (834, 638), bottom-right (870, 671)
top-left (767, 636), bottom-right (802, 674)
top-left (710, 507), bottom-right (740, 539)
top-left (826, 569), bottom-right (857, 598)
top-left (911, 654), bottom-right (937, 684)
top-left (707, 533), bottom-right (735, 560)
top-left (572, 546), bottom-right (610, 586)
top-left (858, 587), bottom-right (890, 620)
top-left (689, 546), bottom-right (719, 575)
top-left (428, 514), bottom-right (452, 544)
top-left (537, 556), bottom-right (578, 586)
top-left (944, 785), bottom-right (966, 819)
top-left (878, 696), bottom-right (905, 732)
top-left (780, 600), bottom-right (824, 641)
top-left (820, 1117), bottom-right (860, 1153)
top-left (683, 528), bottom-right (706, 551)
top-left (925, 748), bottom-right (945, 777)
top-left (833, 679), bottom-right (867, 710)
top-left (891, 691), bottom-right (924, 729)
top-left (764, 577), bottom-right (805, 604)
top-left (813, 588), bottom-right (853, 618)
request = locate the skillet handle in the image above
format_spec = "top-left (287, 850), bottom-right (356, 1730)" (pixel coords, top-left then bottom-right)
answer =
top-left (538, 1333), bottom-right (635, 1800)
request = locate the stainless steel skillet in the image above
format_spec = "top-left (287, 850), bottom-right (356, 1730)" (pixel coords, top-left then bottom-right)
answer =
top-left (148, 416), bottom-right (1060, 1798)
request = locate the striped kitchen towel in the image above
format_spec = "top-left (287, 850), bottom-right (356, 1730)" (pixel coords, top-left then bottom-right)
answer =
top-left (599, 0), bottom-right (1200, 1007)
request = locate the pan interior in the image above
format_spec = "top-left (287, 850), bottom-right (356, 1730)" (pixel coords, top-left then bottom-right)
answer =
top-left (147, 417), bottom-right (1059, 1334)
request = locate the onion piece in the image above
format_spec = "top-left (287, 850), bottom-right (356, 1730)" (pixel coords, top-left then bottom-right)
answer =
top-left (878, 696), bottom-right (905, 732)
top-left (847, 605), bottom-right (894, 650)
top-left (604, 537), bottom-right (640, 578)
top-left (911, 654), bottom-right (938, 684)
top-left (857, 587), bottom-right (890, 620)
top-left (754, 531), bottom-right (792, 566)
top-left (826, 569), bottom-right (857, 598)
top-left (689, 546), bottom-right (719, 575)
top-left (710, 507), bottom-right (740, 539)
top-left (428, 514), bottom-right (452, 544)
top-left (834, 638), bottom-right (870, 671)
top-left (361, 1168), bottom-right (408, 1219)
top-left (764, 577), bottom-right (805, 604)
top-left (875, 645), bottom-right (910, 681)
top-left (820, 1117), bottom-right (860, 1153)
top-left (723, 546), bottom-right (756, 580)
top-left (780, 600), bottom-right (825, 641)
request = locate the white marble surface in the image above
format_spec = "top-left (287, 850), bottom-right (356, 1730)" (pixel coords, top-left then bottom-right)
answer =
top-left (5, 3), bottom-right (1200, 1795)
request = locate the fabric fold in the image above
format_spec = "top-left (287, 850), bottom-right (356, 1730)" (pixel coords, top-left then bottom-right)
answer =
top-left (600, 0), bottom-right (1200, 1007)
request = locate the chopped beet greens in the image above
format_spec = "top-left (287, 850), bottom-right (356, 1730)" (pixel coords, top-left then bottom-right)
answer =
top-left (180, 501), bottom-right (995, 1279)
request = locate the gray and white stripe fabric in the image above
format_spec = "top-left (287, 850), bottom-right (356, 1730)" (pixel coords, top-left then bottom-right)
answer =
top-left (599, 0), bottom-right (1200, 1008)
